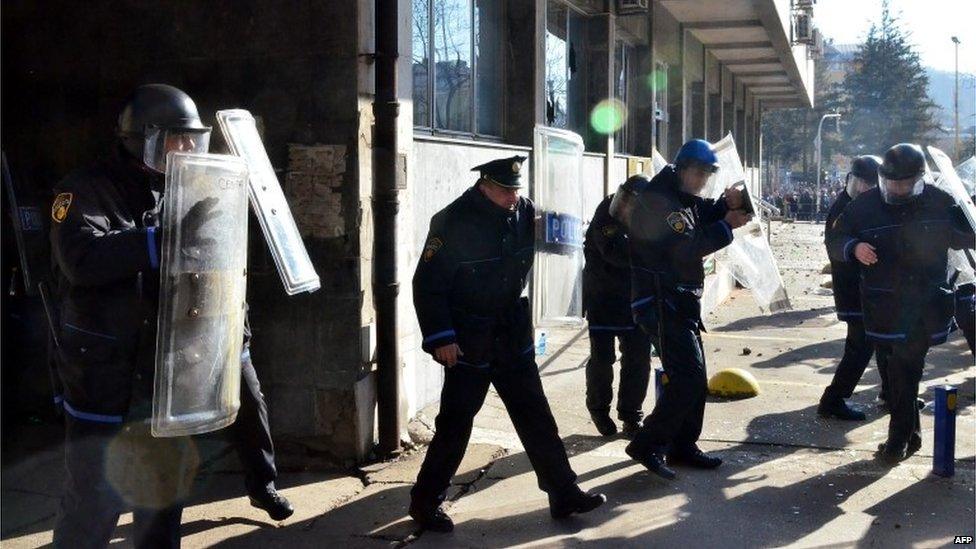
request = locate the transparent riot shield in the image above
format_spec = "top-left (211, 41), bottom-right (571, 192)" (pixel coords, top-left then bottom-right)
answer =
top-left (216, 109), bottom-right (320, 295)
top-left (955, 155), bottom-right (976, 196)
top-left (650, 148), bottom-right (668, 176)
top-left (708, 135), bottom-right (791, 313)
top-left (930, 149), bottom-right (976, 287)
top-left (152, 152), bottom-right (250, 437)
top-left (532, 126), bottom-right (585, 325)
top-left (928, 146), bottom-right (976, 232)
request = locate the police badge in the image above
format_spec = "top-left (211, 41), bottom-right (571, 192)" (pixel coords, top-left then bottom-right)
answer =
top-left (51, 192), bottom-right (72, 223)
top-left (667, 211), bottom-right (686, 234)
top-left (423, 237), bottom-right (444, 262)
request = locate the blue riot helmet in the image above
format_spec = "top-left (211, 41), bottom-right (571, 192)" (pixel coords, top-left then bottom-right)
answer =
top-left (674, 139), bottom-right (720, 173)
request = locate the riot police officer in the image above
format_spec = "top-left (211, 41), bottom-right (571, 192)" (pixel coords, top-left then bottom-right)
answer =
top-left (827, 143), bottom-right (975, 463)
top-left (50, 84), bottom-right (290, 548)
top-left (410, 156), bottom-right (605, 532)
top-left (582, 176), bottom-right (652, 437)
top-left (818, 155), bottom-right (889, 421)
top-left (621, 139), bottom-right (751, 480)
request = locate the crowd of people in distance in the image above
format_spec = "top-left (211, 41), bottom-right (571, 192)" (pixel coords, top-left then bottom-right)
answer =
top-left (764, 176), bottom-right (845, 221)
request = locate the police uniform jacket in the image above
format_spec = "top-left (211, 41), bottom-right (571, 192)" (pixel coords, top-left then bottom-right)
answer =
top-left (582, 195), bottom-right (633, 329)
top-left (827, 186), bottom-right (975, 345)
top-left (628, 165), bottom-right (733, 328)
top-left (824, 190), bottom-right (862, 321)
top-left (50, 148), bottom-right (163, 421)
top-left (413, 185), bottom-right (536, 369)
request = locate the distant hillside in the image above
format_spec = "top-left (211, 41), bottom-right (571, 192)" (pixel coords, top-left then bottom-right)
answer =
top-left (926, 67), bottom-right (976, 131)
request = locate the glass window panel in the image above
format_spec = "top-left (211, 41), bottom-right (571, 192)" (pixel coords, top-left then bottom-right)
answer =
top-left (566, 9), bottom-right (587, 134)
top-left (615, 40), bottom-right (628, 153)
top-left (475, 0), bottom-right (503, 136)
top-left (434, 0), bottom-right (473, 132)
top-left (412, 0), bottom-right (431, 127)
top-left (545, 1), bottom-right (568, 128)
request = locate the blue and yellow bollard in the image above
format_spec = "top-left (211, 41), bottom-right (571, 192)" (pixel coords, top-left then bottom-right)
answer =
top-left (933, 385), bottom-right (957, 477)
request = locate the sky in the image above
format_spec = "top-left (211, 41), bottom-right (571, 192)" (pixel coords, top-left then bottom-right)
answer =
top-left (815, 0), bottom-right (976, 74)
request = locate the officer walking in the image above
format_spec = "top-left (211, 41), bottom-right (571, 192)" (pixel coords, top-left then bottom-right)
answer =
top-left (582, 177), bottom-right (652, 437)
top-left (621, 139), bottom-right (751, 480)
top-left (827, 143), bottom-right (975, 463)
top-left (409, 156), bottom-right (605, 532)
top-left (50, 84), bottom-right (290, 548)
top-left (818, 155), bottom-right (889, 421)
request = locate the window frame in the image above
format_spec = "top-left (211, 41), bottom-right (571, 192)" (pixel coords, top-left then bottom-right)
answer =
top-left (412, 0), bottom-right (506, 140)
top-left (543, 0), bottom-right (594, 136)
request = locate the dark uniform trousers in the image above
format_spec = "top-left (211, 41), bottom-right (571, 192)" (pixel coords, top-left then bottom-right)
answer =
top-left (54, 417), bottom-right (192, 549)
top-left (629, 319), bottom-right (707, 452)
top-left (874, 323), bottom-right (929, 449)
top-left (235, 348), bottom-right (277, 492)
top-left (823, 320), bottom-right (890, 402)
top-left (411, 361), bottom-right (577, 509)
top-left (585, 328), bottom-right (651, 423)
top-left (53, 350), bottom-right (274, 549)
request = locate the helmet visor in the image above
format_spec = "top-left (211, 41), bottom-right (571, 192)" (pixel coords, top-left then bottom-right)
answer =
top-left (845, 175), bottom-right (875, 198)
top-left (679, 164), bottom-right (716, 197)
top-left (879, 173), bottom-right (927, 205)
top-left (608, 188), bottom-right (636, 226)
top-left (144, 126), bottom-right (212, 173)
top-left (609, 177), bottom-right (649, 227)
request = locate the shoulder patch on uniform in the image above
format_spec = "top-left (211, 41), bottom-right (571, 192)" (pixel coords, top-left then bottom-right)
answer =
top-left (601, 224), bottom-right (619, 237)
top-left (51, 192), bottom-right (73, 223)
top-left (666, 212), bottom-right (686, 234)
top-left (422, 237), bottom-right (444, 262)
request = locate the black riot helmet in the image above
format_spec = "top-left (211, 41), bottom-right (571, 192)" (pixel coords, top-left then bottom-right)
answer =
top-left (850, 155), bottom-right (882, 184)
top-left (116, 84), bottom-right (212, 173)
top-left (608, 173), bottom-right (652, 228)
top-left (878, 143), bottom-right (929, 205)
top-left (845, 155), bottom-right (881, 198)
top-left (879, 143), bottom-right (926, 180)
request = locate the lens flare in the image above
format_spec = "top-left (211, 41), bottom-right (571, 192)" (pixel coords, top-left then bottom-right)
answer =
top-left (645, 70), bottom-right (667, 90)
top-left (590, 99), bottom-right (627, 135)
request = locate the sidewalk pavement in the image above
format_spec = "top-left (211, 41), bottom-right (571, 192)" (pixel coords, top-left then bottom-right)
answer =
top-left (2, 221), bottom-right (974, 548)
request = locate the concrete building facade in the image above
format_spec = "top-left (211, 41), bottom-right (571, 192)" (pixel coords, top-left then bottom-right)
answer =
top-left (1, 0), bottom-right (817, 465)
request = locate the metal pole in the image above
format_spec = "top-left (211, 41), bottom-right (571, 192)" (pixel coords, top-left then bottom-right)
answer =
top-left (814, 113), bottom-right (840, 217)
top-left (374, 0), bottom-right (401, 457)
top-left (815, 132), bottom-right (821, 217)
top-left (952, 37), bottom-right (961, 160)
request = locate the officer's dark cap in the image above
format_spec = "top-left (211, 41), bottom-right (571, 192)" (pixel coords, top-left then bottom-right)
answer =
top-left (472, 155), bottom-right (527, 189)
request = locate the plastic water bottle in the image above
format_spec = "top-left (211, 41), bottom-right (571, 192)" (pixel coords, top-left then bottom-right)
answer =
top-left (535, 329), bottom-right (548, 356)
